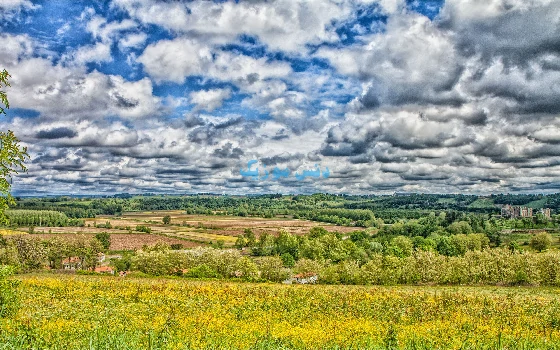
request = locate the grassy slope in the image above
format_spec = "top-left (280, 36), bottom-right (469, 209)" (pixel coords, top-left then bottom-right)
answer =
top-left (468, 198), bottom-right (496, 208)
top-left (525, 198), bottom-right (549, 209)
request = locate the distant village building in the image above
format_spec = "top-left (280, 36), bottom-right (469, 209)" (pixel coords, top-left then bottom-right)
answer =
top-left (501, 205), bottom-right (533, 218)
top-left (501, 205), bottom-right (552, 219)
top-left (62, 257), bottom-right (82, 270)
top-left (519, 206), bottom-right (533, 218)
top-left (283, 272), bottom-right (318, 285)
top-left (540, 208), bottom-right (551, 219)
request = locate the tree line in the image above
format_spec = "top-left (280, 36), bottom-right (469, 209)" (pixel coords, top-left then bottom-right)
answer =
top-left (5, 210), bottom-right (84, 227)
top-left (12, 194), bottom-right (559, 226)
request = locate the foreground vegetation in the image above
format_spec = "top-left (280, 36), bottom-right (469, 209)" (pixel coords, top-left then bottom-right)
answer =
top-left (1, 275), bottom-right (559, 349)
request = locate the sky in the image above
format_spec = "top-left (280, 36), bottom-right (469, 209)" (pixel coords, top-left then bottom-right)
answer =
top-left (0, 0), bottom-right (559, 196)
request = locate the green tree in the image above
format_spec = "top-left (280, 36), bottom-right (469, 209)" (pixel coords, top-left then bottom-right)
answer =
top-left (309, 226), bottom-right (328, 239)
top-left (257, 256), bottom-right (290, 282)
top-left (280, 252), bottom-right (295, 267)
top-left (243, 228), bottom-right (256, 247)
top-left (111, 253), bottom-right (132, 272)
top-left (0, 69), bottom-right (29, 224)
top-left (162, 215), bottom-right (171, 225)
top-left (447, 221), bottom-right (473, 235)
top-left (274, 230), bottom-right (299, 259)
top-left (251, 232), bottom-right (275, 256)
top-left (388, 236), bottom-right (413, 257)
top-left (0, 70), bottom-right (10, 116)
top-left (95, 232), bottom-right (111, 251)
top-left (234, 235), bottom-right (247, 249)
top-left (530, 232), bottom-right (553, 252)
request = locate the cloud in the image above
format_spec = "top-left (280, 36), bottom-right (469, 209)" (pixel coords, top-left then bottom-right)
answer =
top-left (85, 15), bottom-right (137, 43)
top-left (0, 0), bottom-right (38, 19)
top-left (318, 13), bottom-right (465, 109)
top-left (66, 42), bottom-right (112, 65)
top-left (439, 0), bottom-right (560, 64)
top-left (114, 0), bottom-right (354, 52)
top-left (1, 43), bottom-right (162, 121)
top-left (138, 37), bottom-right (292, 85)
top-left (35, 127), bottom-right (77, 139)
top-left (118, 33), bottom-right (147, 50)
top-left (3, 1), bottom-right (560, 195)
top-left (190, 88), bottom-right (232, 112)
top-left (0, 33), bottom-right (33, 65)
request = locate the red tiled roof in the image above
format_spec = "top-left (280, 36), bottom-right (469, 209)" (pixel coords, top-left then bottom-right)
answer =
top-left (94, 266), bottom-right (114, 273)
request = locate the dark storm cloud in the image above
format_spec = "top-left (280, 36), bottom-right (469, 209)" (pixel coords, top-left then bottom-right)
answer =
top-left (32, 149), bottom-right (70, 163)
top-left (155, 160), bottom-right (230, 177)
top-left (40, 161), bottom-right (86, 171)
top-left (184, 114), bottom-right (206, 128)
top-left (36, 127), bottom-right (77, 139)
top-left (320, 126), bottom-right (378, 157)
top-left (321, 143), bottom-right (358, 157)
top-left (372, 149), bottom-right (413, 164)
top-left (188, 117), bottom-right (255, 145)
top-left (270, 132), bottom-right (289, 141)
top-left (525, 145), bottom-right (560, 159)
top-left (358, 67), bottom-right (466, 110)
top-left (469, 177), bottom-right (501, 183)
top-left (400, 173), bottom-right (451, 181)
top-left (111, 92), bottom-right (139, 109)
top-left (348, 154), bottom-right (373, 164)
top-left (213, 143), bottom-right (244, 159)
top-left (423, 110), bottom-right (488, 126)
top-left (380, 163), bottom-right (409, 174)
top-left (439, 1), bottom-right (560, 65)
top-left (214, 116), bottom-right (244, 129)
top-left (260, 153), bottom-right (303, 166)
top-left (509, 98), bottom-right (560, 115)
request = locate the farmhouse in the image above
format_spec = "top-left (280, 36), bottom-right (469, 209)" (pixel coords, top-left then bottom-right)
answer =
top-left (94, 266), bottom-right (115, 274)
top-left (62, 257), bottom-right (82, 270)
top-left (284, 272), bottom-right (318, 284)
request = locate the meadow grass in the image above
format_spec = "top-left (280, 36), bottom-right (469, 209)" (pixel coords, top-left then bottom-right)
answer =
top-left (2, 274), bottom-right (560, 349)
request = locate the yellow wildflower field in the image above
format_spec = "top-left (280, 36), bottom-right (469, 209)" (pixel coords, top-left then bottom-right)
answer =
top-left (2, 274), bottom-right (560, 349)
top-left (0, 228), bottom-right (26, 235)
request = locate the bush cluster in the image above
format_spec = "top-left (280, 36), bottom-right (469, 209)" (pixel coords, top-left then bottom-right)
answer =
top-left (129, 246), bottom-right (560, 286)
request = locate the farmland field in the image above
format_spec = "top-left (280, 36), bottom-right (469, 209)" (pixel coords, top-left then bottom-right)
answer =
top-left (2, 274), bottom-right (560, 349)
top-left (15, 211), bottom-right (362, 248)
top-left (28, 233), bottom-right (200, 251)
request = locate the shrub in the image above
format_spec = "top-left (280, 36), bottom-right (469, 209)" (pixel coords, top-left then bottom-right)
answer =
top-left (280, 253), bottom-right (295, 268)
top-left (530, 232), bottom-right (553, 252)
top-left (162, 215), bottom-right (171, 225)
top-left (293, 258), bottom-right (322, 275)
top-left (185, 264), bottom-right (221, 279)
top-left (0, 265), bottom-right (20, 317)
top-left (135, 225), bottom-right (151, 233)
top-left (257, 256), bottom-right (291, 282)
